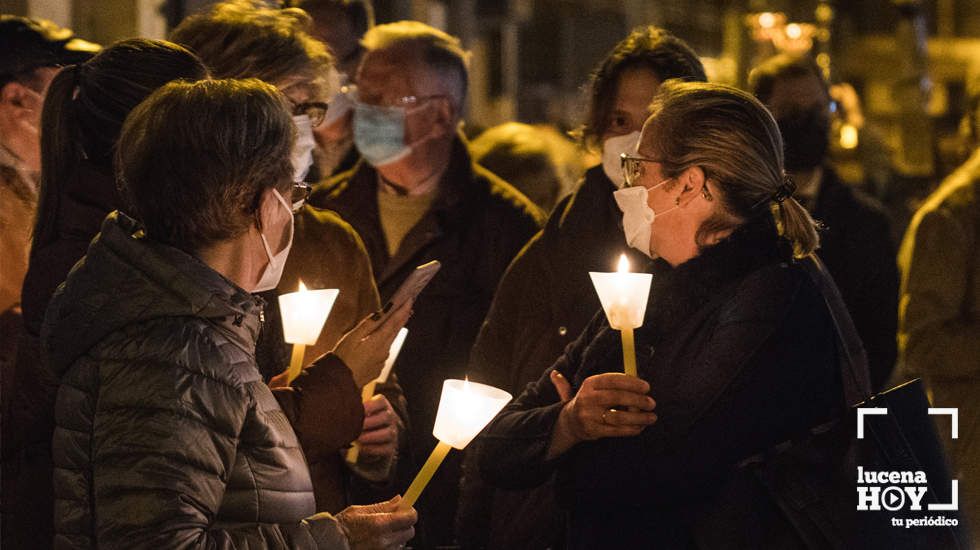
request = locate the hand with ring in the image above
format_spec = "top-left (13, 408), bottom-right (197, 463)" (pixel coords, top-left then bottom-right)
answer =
top-left (546, 370), bottom-right (657, 459)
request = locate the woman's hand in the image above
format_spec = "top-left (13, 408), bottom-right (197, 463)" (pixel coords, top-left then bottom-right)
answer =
top-left (546, 371), bottom-right (657, 459)
top-left (334, 300), bottom-right (413, 387)
top-left (332, 496), bottom-right (417, 549)
top-left (355, 394), bottom-right (399, 460)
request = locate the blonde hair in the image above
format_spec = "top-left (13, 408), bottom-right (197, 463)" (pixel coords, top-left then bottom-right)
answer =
top-left (171, 0), bottom-right (331, 98)
top-left (643, 80), bottom-right (819, 258)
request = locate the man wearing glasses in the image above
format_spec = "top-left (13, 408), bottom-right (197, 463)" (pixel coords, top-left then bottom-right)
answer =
top-left (312, 20), bottom-right (544, 548)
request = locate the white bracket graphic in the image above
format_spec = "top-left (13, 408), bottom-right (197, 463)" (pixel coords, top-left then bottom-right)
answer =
top-left (929, 408), bottom-right (958, 439)
top-left (857, 407), bottom-right (887, 439)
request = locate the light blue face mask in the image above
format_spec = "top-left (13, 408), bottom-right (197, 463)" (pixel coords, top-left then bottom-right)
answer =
top-left (353, 102), bottom-right (412, 167)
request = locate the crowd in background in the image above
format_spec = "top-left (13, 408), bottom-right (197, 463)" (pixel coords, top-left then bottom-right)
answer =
top-left (0, 0), bottom-right (978, 548)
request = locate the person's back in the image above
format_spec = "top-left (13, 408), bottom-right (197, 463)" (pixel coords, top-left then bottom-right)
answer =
top-left (898, 146), bottom-right (980, 542)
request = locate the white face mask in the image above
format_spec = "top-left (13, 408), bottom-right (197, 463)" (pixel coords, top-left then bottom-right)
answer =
top-left (602, 131), bottom-right (641, 188)
top-left (254, 189), bottom-right (294, 292)
top-left (613, 178), bottom-right (675, 258)
top-left (291, 114), bottom-right (316, 183)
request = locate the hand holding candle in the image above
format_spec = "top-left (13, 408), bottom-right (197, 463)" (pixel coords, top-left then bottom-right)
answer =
top-left (589, 254), bottom-right (652, 377)
top-left (347, 327), bottom-right (408, 463)
top-left (278, 282), bottom-right (339, 384)
top-left (399, 379), bottom-right (511, 509)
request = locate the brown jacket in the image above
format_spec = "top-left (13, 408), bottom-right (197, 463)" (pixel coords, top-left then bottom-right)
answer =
top-left (898, 148), bottom-right (980, 533)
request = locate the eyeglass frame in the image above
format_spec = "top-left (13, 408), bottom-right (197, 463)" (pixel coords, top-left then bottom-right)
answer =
top-left (289, 100), bottom-right (329, 127)
top-left (350, 90), bottom-right (451, 111)
top-left (290, 181), bottom-right (312, 213)
top-left (619, 153), bottom-right (713, 201)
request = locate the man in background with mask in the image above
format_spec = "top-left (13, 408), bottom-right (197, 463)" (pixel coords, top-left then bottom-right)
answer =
top-left (312, 20), bottom-right (544, 547)
top-left (289, 0), bottom-right (373, 177)
top-left (0, 16), bottom-right (98, 315)
top-left (750, 54), bottom-right (898, 390)
top-left (459, 27), bottom-right (705, 549)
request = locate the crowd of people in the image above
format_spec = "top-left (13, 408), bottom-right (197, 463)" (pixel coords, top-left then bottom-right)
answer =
top-left (0, 0), bottom-right (977, 549)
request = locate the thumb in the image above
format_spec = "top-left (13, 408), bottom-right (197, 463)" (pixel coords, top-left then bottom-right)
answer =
top-left (550, 370), bottom-right (573, 402)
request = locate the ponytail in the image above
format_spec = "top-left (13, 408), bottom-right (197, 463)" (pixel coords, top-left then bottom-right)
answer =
top-left (767, 174), bottom-right (819, 258)
top-left (32, 64), bottom-right (84, 253)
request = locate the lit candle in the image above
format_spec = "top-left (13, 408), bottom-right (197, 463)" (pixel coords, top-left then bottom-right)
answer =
top-left (278, 281), bottom-right (339, 384)
top-left (589, 254), bottom-right (653, 377)
top-left (399, 379), bottom-right (511, 509)
top-left (347, 327), bottom-right (409, 463)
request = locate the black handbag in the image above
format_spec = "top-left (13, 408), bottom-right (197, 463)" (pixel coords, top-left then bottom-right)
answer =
top-left (694, 256), bottom-right (968, 549)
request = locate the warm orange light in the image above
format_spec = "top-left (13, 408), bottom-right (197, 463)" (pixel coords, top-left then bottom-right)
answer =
top-left (759, 12), bottom-right (775, 29)
top-left (616, 254), bottom-right (630, 273)
top-left (786, 23), bottom-right (802, 39)
top-left (298, 280), bottom-right (307, 292)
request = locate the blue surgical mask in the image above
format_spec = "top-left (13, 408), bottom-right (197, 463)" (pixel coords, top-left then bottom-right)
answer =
top-left (353, 102), bottom-right (412, 167)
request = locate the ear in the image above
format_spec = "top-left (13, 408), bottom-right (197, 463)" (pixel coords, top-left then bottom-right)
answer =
top-left (0, 81), bottom-right (39, 109)
top-left (675, 166), bottom-right (706, 207)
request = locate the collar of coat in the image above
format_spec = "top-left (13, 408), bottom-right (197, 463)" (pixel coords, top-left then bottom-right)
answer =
top-left (643, 216), bottom-right (788, 343)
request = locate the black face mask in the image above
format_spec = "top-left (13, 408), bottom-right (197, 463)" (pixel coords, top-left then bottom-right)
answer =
top-left (776, 106), bottom-right (830, 171)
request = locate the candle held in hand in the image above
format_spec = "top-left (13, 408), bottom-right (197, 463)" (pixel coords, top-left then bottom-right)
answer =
top-left (278, 281), bottom-right (339, 383)
top-left (400, 379), bottom-right (511, 509)
top-left (347, 327), bottom-right (409, 463)
top-left (589, 254), bottom-right (652, 377)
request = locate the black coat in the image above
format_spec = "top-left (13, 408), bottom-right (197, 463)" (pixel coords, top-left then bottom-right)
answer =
top-left (44, 213), bottom-right (358, 549)
top-left (477, 218), bottom-right (842, 549)
top-left (311, 136), bottom-right (544, 546)
top-left (458, 165), bottom-right (657, 548)
top-left (810, 168), bottom-right (898, 391)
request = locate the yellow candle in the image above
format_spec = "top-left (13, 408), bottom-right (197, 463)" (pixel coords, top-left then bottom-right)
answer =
top-left (398, 379), bottom-right (512, 509)
top-left (287, 343), bottom-right (306, 384)
top-left (621, 327), bottom-right (637, 377)
top-left (346, 328), bottom-right (409, 464)
top-left (399, 440), bottom-right (452, 509)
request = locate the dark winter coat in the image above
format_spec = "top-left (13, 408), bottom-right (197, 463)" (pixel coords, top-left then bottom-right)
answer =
top-left (477, 218), bottom-right (842, 549)
top-left (311, 135), bottom-right (544, 546)
top-left (44, 212), bottom-right (359, 549)
top-left (458, 165), bottom-right (656, 548)
top-left (811, 167), bottom-right (898, 391)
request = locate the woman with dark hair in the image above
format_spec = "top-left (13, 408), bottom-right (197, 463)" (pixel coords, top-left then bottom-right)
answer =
top-left (458, 27), bottom-right (706, 548)
top-left (46, 77), bottom-right (417, 548)
top-left (477, 81), bottom-right (841, 548)
top-left (6, 38), bottom-right (207, 549)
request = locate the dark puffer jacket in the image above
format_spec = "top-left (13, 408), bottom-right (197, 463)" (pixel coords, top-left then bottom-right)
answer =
top-left (44, 212), bottom-right (357, 549)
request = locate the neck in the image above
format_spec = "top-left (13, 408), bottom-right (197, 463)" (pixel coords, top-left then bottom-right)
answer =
top-left (195, 231), bottom-right (264, 292)
top-left (376, 138), bottom-right (453, 196)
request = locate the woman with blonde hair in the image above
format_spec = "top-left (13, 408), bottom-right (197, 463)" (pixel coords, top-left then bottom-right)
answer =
top-left (477, 81), bottom-right (840, 548)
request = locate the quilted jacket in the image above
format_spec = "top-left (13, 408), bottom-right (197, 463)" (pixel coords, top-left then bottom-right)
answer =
top-left (44, 212), bottom-right (358, 549)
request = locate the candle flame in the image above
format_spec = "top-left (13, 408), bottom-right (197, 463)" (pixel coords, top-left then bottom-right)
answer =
top-left (616, 254), bottom-right (630, 273)
top-left (298, 280), bottom-right (307, 292)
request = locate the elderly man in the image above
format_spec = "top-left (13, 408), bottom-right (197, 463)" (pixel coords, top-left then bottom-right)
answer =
top-left (312, 21), bottom-right (544, 547)
top-left (749, 54), bottom-right (898, 391)
top-left (0, 16), bottom-right (97, 314)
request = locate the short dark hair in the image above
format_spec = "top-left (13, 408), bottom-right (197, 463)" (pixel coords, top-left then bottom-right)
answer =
top-left (748, 54), bottom-right (828, 105)
top-left (117, 78), bottom-right (294, 252)
top-left (171, 0), bottom-right (331, 96)
top-left (577, 26), bottom-right (706, 150)
top-left (290, 0), bottom-right (374, 37)
top-left (362, 20), bottom-right (469, 111)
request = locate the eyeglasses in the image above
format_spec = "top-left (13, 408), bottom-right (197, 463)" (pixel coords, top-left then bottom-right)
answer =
top-left (353, 91), bottom-right (449, 111)
top-left (291, 182), bottom-right (312, 213)
top-left (620, 153), bottom-right (714, 201)
top-left (291, 101), bottom-right (329, 127)
top-left (620, 153), bottom-right (664, 188)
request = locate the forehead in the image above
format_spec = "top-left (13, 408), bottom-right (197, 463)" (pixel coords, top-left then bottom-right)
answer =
top-left (613, 67), bottom-right (661, 112)
top-left (357, 48), bottom-right (421, 93)
top-left (767, 74), bottom-right (828, 115)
